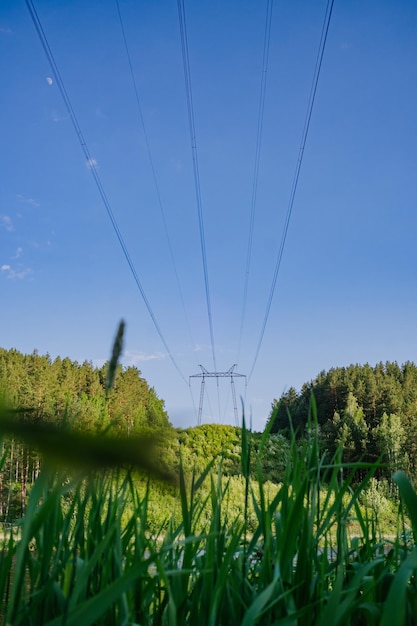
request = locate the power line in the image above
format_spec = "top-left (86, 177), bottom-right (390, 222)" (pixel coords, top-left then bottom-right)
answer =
top-left (237, 0), bottom-right (274, 365)
top-left (177, 0), bottom-right (222, 421)
top-left (115, 0), bottom-right (196, 354)
top-left (177, 0), bottom-right (217, 376)
top-left (248, 0), bottom-right (335, 382)
top-left (25, 0), bottom-right (189, 386)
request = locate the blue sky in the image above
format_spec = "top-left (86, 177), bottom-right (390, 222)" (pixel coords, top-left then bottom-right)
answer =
top-left (1, 0), bottom-right (417, 432)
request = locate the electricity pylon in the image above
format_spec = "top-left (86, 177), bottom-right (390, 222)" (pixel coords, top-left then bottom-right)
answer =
top-left (190, 364), bottom-right (246, 426)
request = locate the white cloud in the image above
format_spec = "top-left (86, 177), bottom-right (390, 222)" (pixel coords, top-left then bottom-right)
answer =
top-left (1, 264), bottom-right (32, 280)
top-left (0, 27), bottom-right (12, 34)
top-left (11, 268), bottom-right (32, 280)
top-left (13, 247), bottom-right (23, 259)
top-left (46, 76), bottom-right (53, 86)
top-left (91, 351), bottom-right (166, 370)
top-left (0, 215), bottom-right (13, 231)
top-left (124, 350), bottom-right (166, 366)
top-left (16, 194), bottom-right (40, 208)
top-left (86, 157), bottom-right (98, 169)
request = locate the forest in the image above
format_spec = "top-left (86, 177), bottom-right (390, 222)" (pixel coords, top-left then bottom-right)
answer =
top-left (0, 346), bottom-right (289, 524)
top-left (0, 347), bottom-right (170, 434)
top-left (0, 346), bottom-right (170, 521)
top-left (2, 349), bottom-right (417, 508)
top-left (268, 361), bottom-right (417, 483)
top-left (2, 349), bottom-right (417, 522)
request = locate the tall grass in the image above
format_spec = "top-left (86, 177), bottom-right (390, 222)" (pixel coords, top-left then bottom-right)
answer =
top-left (1, 409), bottom-right (417, 625)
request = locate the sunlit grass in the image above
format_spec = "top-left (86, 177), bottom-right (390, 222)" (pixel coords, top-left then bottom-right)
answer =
top-left (0, 413), bottom-right (416, 625)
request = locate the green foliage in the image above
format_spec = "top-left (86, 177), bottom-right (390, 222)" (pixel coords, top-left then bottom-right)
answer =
top-left (1, 418), bottom-right (417, 624)
top-left (0, 325), bottom-right (173, 522)
top-left (0, 343), bottom-right (171, 435)
top-left (374, 412), bottom-right (407, 477)
top-left (269, 362), bottom-right (417, 482)
top-left (175, 423), bottom-right (290, 484)
top-left (361, 478), bottom-right (397, 529)
top-left (327, 392), bottom-right (369, 463)
top-left (270, 360), bottom-right (417, 433)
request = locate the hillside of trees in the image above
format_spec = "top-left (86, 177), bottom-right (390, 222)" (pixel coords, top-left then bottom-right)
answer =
top-left (0, 347), bottom-right (291, 524)
top-left (3, 349), bottom-right (417, 529)
top-left (0, 346), bottom-right (172, 520)
top-left (268, 361), bottom-right (417, 481)
top-left (0, 347), bottom-right (171, 434)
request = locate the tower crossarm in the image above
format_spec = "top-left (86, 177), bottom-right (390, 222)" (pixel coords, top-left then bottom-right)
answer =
top-left (190, 364), bottom-right (246, 380)
top-left (189, 364), bottom-right (247, 426)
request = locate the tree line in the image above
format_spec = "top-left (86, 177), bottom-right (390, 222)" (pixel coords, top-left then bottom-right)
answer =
top-left (0, 347), bottom-right (292, 524)
top-left (268, 361), bottom-right (417, 483)
top-left (5, 347), bottom-right (416, 526)
top-left (0, 346), bottom-right (171, 521)
top-left (0, 347), bottom-right (171, 433)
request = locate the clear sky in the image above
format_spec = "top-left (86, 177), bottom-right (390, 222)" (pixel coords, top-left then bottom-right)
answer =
top-left (1, 0), bottom-right (417, 432)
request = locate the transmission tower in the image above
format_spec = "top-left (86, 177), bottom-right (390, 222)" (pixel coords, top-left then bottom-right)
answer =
top-left (190, 364), bottom-right (246, 426)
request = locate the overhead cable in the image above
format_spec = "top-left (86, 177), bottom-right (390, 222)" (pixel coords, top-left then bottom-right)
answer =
top-left (25, 0), bottom-right (189, 386)
top-left (115, 0), bottom-right (196, 354)
top-left (237, 0), bottom-right (274, 365)
top-left (177, 0), bottom-right (218, 376)
top-left (248, 0), bottom-right (335, 382)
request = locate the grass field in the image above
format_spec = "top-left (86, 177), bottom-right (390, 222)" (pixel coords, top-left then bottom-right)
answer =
top-left (1, 412), bottom-right (417, 626)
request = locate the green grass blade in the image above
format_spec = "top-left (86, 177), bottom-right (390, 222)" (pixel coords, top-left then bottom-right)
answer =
top-left (380, 548), bottom-right (417, 626)
top-left (106, 319), bottom-right (125, 392)
top-left (393, 470), bottom-right (417, 537)
top-left (44, 563), bottom-right (143, 626)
